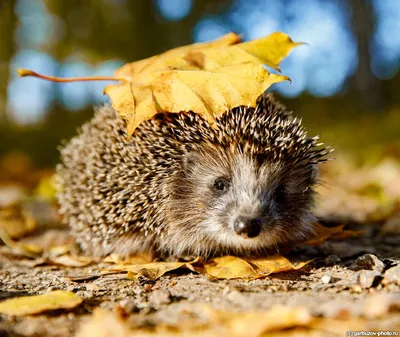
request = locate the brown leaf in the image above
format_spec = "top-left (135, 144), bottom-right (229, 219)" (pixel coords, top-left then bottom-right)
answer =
top-left (109, 257), bottom-right (200, 280)
top-left (301, 223), bottom-right (365, 247)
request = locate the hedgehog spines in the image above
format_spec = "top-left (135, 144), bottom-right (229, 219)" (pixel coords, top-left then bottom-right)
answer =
top-left (57, 93), bottom-right (329, 258)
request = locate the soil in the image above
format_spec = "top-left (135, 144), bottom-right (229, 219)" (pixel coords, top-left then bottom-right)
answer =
top-left (0, 225), bottom-right (400, 336)
top-left (1, 158), bottom-right (400, 336)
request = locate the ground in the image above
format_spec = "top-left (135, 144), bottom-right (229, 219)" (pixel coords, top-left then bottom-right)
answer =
top-left (0, 157), bottom-right (400, 336)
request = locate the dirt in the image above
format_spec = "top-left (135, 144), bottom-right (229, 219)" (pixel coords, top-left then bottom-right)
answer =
top-left (1, 158), bottom-right (400, 336)
top-left (0, 225), bottom-right (400, 337)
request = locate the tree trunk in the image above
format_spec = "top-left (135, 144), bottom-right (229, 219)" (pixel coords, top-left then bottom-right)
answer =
top-left (0, 0), bottom-right (16, 123)
top-left (348, 0), bottom-right (386, 111)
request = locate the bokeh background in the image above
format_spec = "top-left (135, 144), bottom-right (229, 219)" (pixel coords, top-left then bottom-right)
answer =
top-left (1, 0), bottom-right (400, 172)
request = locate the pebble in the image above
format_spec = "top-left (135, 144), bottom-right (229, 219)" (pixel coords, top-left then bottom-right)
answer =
top-left (325, 255), bottom-right (341, 266)
top-left (85, 283), bottom-right (100, 292)
top-left (351, 270), bottom-right (382, 289)
top-left (321, 273), bottom-right (333, 284)
top-left (148, 289), bottom-right (171, 308)
top-left (66, 285), bottom-right (78, 292)
top-left (352, 254), bottom-right (385, 273)
top-left (118, 299), bottom-right (140, 315)
top-left (383, 265), bottom-right (400, 284)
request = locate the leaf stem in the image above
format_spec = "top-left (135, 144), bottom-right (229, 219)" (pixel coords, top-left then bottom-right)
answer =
top-left (17, 69), bottom-right (128, 83)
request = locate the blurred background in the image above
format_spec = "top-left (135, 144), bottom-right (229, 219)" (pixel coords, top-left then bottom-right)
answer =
top-left (0, 0), bottom-right (400, 257)
top-left (1, 0), bottom-right (400, 174)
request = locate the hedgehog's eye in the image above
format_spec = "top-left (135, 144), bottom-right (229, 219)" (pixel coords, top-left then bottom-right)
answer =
top-left (274, 184), bottom-right (286, 203)
top-left (213, 178), bottom-right (229, 193)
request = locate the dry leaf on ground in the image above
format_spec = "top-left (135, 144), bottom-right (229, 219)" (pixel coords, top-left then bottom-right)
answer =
top-left (103, 253), bottom-right (152, 265)
top-left (204, 255), bottom-right (257, 279)
top-left (109, 258), bottom-right (200, 280)
top-left (0, 229), bottom-right (43, 257)
top-left (248, 255), bottom-right (312, 276)
top-left (0, 205), bottom-right (36, 239)
top-left (49, 254), bottom-right (94, 267)
top-left (0, 290), bottom-right (82, 316)
top-left (205, 255), bottom-right (312, 279)
top-left (301, 223), bottom-right (365, 247)
top-left (105, 255), bottom-right (310, 280)
top-left (105, 32), bottom-right (301, 136)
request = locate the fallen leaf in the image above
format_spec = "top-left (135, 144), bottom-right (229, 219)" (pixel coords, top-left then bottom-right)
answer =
top-left (300, 223), bottom-right (365, 246)
top-left (47, 244), bottom-right (73, 257)
top-left (0, 205), bottom-right (36, 239)
top-left (205, 255), bottom-right (312, 279)
top-left (105, 32), bottom-right (300, 136)
top-left (0, 290), bottom-right (82, 316)
top-left (248, 255), bottom-right (313, 276)
top-left (49, 254), bottom-right (94, 267)
top-left (103, 253), bottom-right (152, 265)
top-left (0, 229), bottom-right (43, 257)
top-left (0, 184), bottom-right (26, 208)
top-left (109, 257), bottom-right (200, 280)
top-left (34, 174), bottom-right (57, 201)
top-left (205, 255), bottom-right (257, 279)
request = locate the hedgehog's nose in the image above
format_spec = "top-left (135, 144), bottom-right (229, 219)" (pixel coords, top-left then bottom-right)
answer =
top-left (234, 216), bottom-right (261, 238)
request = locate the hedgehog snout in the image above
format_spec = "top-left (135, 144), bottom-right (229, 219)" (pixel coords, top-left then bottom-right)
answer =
top-left (233, 216), bottom-right (261, 238)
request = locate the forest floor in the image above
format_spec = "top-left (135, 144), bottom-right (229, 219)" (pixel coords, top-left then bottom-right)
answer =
top-left (0, 156), bottom-right (400, 337)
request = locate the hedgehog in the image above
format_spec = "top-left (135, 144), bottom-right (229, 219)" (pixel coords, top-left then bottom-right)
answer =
top-left (56, 93), bottom-right (329, 259)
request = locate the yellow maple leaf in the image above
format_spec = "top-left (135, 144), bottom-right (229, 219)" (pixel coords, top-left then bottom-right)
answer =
top-left (185, 31), bottom-right (303, 71)
top-left (205, 255), bottom-right (312, 280)
top-left (248, 255), bottom-right (312, 276)
top-left (113, 32), bottom-right (241, 77)
top-left (105, 32), bottom-right (302, 137)
top-left (0, 291), bottom-right (82, 316)
top-left (205, 255), bottom-right (258, 279)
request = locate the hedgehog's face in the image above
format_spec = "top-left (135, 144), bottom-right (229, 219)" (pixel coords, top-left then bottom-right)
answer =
top-left (168, 144), bottom-right (318, 257)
